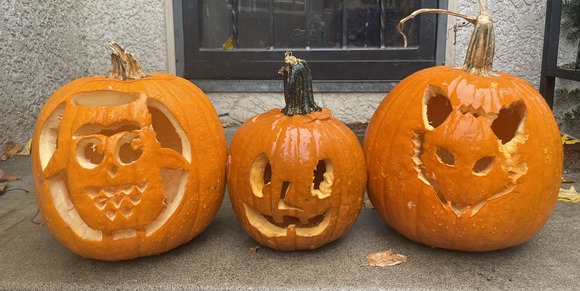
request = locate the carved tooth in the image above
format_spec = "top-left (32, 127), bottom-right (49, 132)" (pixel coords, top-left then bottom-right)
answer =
top-left (106, 210), bottom-right (116, 221)
top-left (136, 183), bottom-right (147, 193)
top-left (111, 195), bottom-right (123, 208)
top-left (129, 194), bottom-right (141, 205)
top-left (121, 207), bottom-right (133, 218)
top-left (271, 214), bottom-right (284, 224)
top-left (94, 200), bottom-right (106, 210)
top-left (102, 187), bottom-right (116, 198)
top-left (299, 216), bottom-right (310, 225)
top-left (86, 188), bottom-right (99, 199)
top-left (120, 184), bottom-right (134, 195)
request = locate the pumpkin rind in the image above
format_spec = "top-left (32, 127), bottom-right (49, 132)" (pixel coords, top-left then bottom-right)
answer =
top-left (364, 5), bottom-right (563, 251)
top-left (227, 54), bottom-right (366, 251)
top-left (32, 45), bottom-right (226, 260)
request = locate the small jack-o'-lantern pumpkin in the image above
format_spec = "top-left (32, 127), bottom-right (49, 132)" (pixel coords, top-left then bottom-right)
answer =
top-left (364, 2), bottom-right (563, 251)
top-left (32, 43), bottom-right (227, 260)
top-left (227, 53), bottom-right (366, 251)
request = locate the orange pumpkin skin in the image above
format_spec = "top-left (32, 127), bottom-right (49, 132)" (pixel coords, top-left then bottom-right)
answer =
top-left (32, 49), bottom-right (226, 260)
top-left (227, 108), bottom-right (366, 251)
top-left (364, 66), bottom-right (563, 251)
top-left (227, 54), bottom-right (365, 251)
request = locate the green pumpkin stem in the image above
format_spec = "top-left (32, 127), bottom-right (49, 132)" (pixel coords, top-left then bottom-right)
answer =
top-left (278, 52), bottom-right (321, 116)
top-left (397, 0), bottom-right (495, 77)
top-left (106, 42), bottom-right (149, 80)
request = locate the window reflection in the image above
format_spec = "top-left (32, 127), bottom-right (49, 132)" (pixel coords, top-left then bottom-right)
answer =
top-left (201, 0), bottom-right (420, 49)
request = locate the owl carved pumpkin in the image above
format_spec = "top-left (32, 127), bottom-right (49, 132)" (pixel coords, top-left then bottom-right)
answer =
top-left (227, 54), bottom-right (366, 251)
top-left (32, 44), bottom-right (227, 260)
top-left (363, 3), bottom-right (563, 251)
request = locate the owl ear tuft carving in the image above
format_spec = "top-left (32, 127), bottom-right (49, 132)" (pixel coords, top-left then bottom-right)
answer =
top-left (32, 44), bottom-right (226, 261)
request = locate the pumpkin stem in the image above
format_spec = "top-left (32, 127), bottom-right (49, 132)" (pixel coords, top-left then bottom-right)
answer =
top-left (398, 1), bottom-right (495, 77)
top-left (278, 52), bottom-right (321, 116)
top-left (106, 42), bottom-right (149, 80)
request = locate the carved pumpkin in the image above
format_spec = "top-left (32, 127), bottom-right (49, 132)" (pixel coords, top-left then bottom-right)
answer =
top-left (227, 54), bottom-right (366, 251)
top-left (363, 2), bottom-right (563, 251)
top-left (32, 43), bottom-right (227, 260)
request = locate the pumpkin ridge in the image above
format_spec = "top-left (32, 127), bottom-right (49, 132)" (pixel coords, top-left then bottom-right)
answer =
top-left (366, 67), bottom-right (446, 215)
top-left (328, 118), bottom-right (364, 241)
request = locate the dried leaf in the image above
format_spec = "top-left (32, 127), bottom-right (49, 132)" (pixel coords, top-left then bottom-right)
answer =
top-left (247, 246), bottom-right (260, 254)
top-left (1, 141), bottom-right (21, 161)
top-left (562, 134), bottom-right (580, 145)
top-left (367, 249), bottom-right (407, 267)
top-left (16, 138), bottom-right (32, 156)
top-left (0, 170), bottom-right (21, 194)
top-left (558, 186), bottom-right (580, 203)
top-left (562, 177), bottom-right (575, 183)
top-left (0, 170), bottom-right (21, 182)
top-left (222, 35), bottom-right (234, 50)
top-left (363, 199), bottom-right (375, 209)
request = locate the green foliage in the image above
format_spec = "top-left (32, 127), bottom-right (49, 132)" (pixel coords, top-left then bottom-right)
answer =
top-left (564, 107), bottom-right (580, 126)
top-left (556, 88), bottom-right (580, 100)
top-left (563, 0), bottom-right (580, 42)
top-left (556, 88), bottom-right (580, 126)
top-left (560, 61), bottom-right (578, 69)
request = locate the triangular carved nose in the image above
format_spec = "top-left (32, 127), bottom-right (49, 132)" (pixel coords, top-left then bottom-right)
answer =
top-left (107, 164), bottom-right (118, 177)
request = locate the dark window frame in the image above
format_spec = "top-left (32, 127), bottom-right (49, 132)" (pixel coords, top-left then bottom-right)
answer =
top-left (173, 0), bottom-right (449, 92)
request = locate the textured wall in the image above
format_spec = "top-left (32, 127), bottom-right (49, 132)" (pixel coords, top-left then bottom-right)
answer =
top-left (454, 0), bottom-right (545, 87)
top-left (0, 0), bottom-right (167, 147)
top-left (1, 0), bottom-right (84, 148)
top-left (1, 0), bottom-right (576, 148)
top-left (209, 92), bottom-right (384, 128)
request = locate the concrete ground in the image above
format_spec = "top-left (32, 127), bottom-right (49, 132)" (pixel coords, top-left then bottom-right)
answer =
top-left (1, 127), bottom-right (579, 290)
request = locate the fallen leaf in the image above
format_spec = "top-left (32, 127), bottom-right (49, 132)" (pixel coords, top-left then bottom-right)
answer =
top-left (0, 170), bottom-right (21, 182)
top-left (562, 177), bottom-right (575, 183)
top-left (562, 134), bottom-right (580, 145)
top-left (363, 199), bottom-right (375, 209)
top-left (247, 246), bottom-right (260, 254)
top-left (367, 249), bottom-right (407, 267)
top-left (1, 141), bottom-right (21, 161)
top-left (16, 138), bottom-right (32, 156)
top-left (222, 35), bottom-right (235, 50)
top-left (0, 170), bottom-right (22, 193)
top-left (558, 186), bottom-right (580, 203)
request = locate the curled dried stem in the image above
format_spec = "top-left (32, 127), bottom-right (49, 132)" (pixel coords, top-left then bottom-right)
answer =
top-left (397, 9), bottom-right (477, 48)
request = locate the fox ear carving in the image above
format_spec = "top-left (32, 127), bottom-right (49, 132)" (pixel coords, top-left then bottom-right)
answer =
top-left (423, 85), bottom-right (453, 130)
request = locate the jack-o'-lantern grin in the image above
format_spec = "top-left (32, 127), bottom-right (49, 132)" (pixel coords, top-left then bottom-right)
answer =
top-left (242, 153), bottom-right (335, 237)
top-left (243, 204), bottom-right (332, 236)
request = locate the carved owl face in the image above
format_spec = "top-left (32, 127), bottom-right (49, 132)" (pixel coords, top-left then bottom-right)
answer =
top-left (32, 72), bottom-right (226, 260)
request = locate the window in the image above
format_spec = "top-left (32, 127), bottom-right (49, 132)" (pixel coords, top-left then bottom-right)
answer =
top-left (174, 0), bottom-right (448, 91)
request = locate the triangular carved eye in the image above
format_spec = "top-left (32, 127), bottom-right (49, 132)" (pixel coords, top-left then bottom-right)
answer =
top-left (250, 153), bottom-right (271, 198)
top-left (491, 100), bottom-right (526, 144)
top-left (423, 85), bottom-right (453, 130)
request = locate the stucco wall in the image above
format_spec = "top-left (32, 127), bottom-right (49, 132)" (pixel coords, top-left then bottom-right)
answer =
top-left (455, 0), bottom-right (547, 87)
top-left (0, 0), bottom-right (167, 148)
top-left (0, 0), bottom-right (576, 147)
top-left (454, 0), bottom-right (578, 137)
